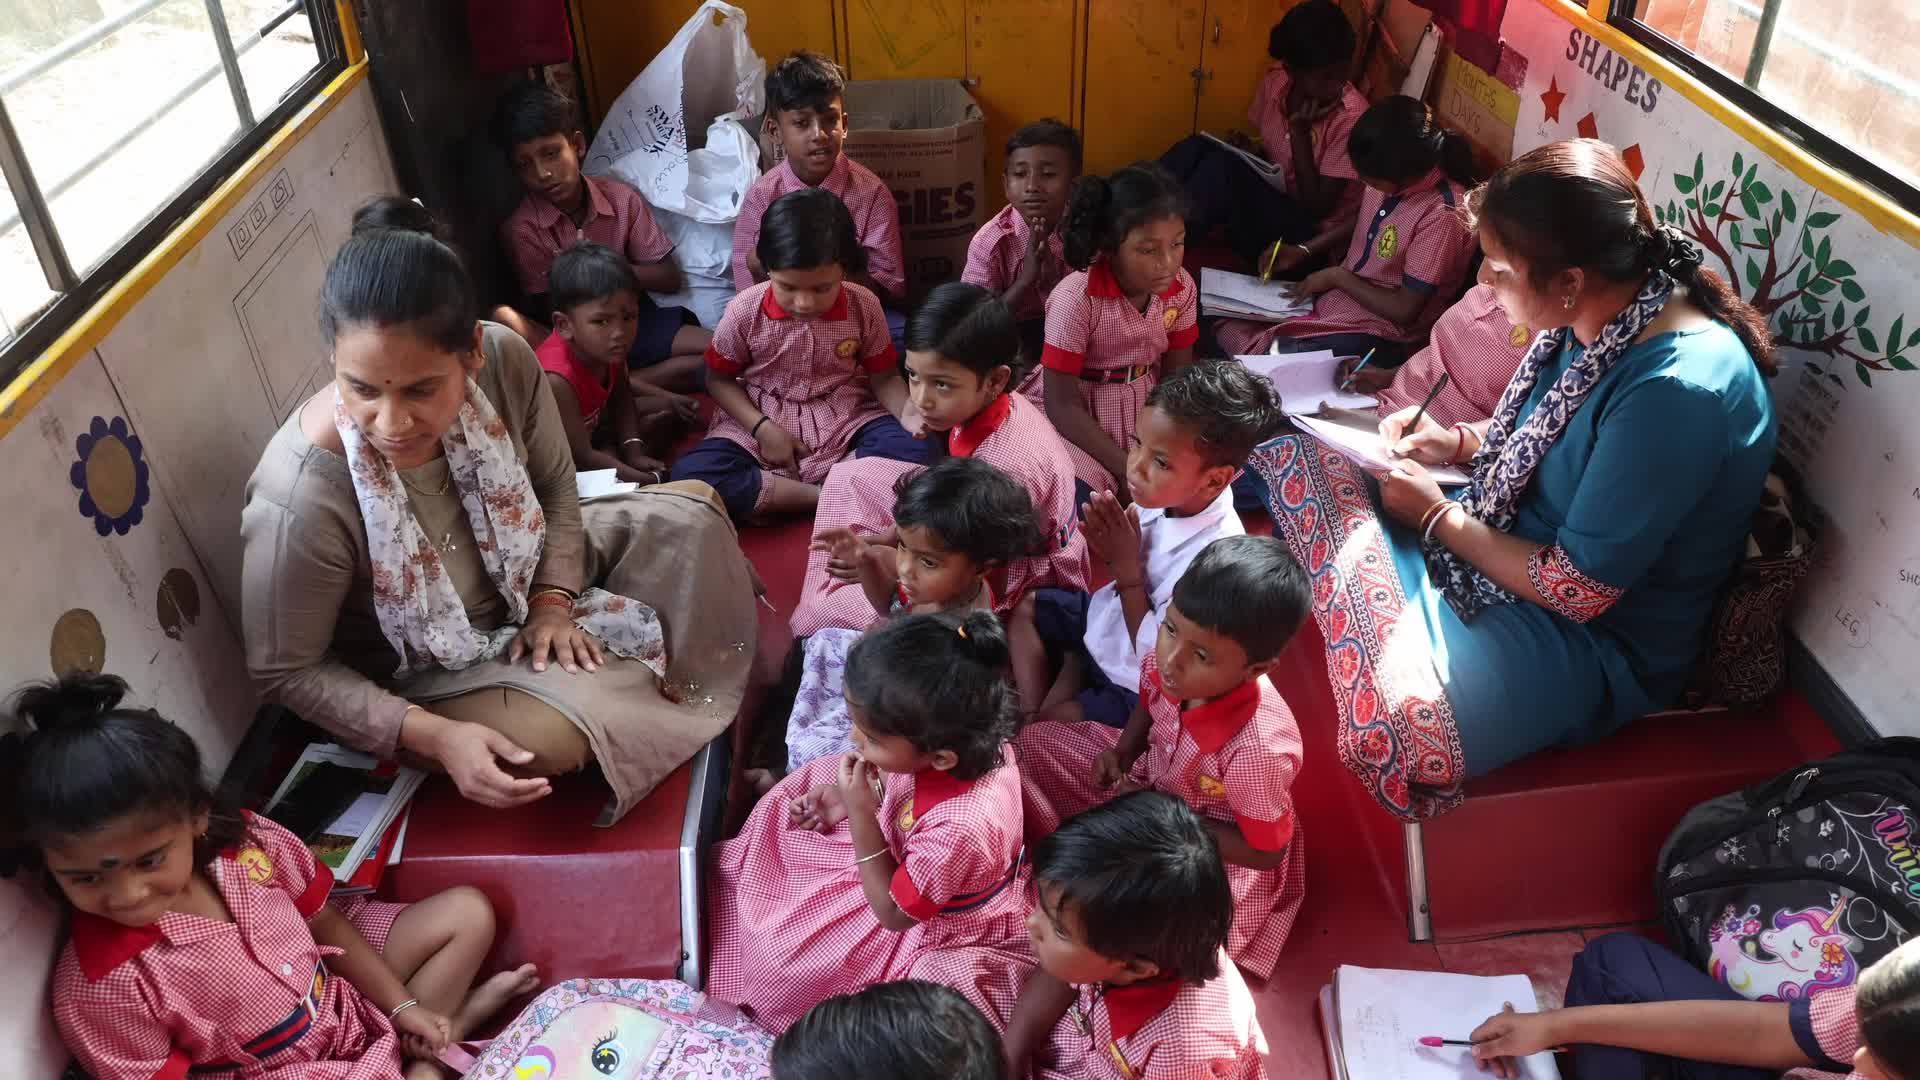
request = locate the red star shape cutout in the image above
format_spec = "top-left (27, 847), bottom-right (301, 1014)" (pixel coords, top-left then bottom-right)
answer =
top-left (1577, 112), bottom-right (1599, 140)
top-left (1623, 144), bottom-right (1645, 179)
top-left (1540, 77), bottom-right (1566, 123)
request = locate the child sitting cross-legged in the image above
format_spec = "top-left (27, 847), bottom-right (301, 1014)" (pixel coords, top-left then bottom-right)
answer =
top-left (670, 187), bottom-right (931, 522)
top-left (1008, 360), bottom-right (1279, 732)
top-left (537, 241), bottom-right (680, 485)
top-left (706, 611), bottom-right (1029, 1035)
top-left (786, 457), bottom-right (1042, 771)
top-left (493, 82), bottom-right (709, 398)
top-left (791, 283), bottom-right (1089, 638)
top-left (1005, 790), bottom-right (1270, 1080)
top-left (1018, 535), bottom-right (1310, 981)
top-left (773, 980), bottom-right (1008, 1080)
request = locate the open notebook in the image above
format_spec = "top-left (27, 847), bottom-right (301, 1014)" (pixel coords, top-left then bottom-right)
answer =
top-left (1237, 350), bottom-right (1376, 416)
top-left (1200, 267), bottom-right (1313, 322)
top-left (1319, 966), bottom-right (1563, 1080)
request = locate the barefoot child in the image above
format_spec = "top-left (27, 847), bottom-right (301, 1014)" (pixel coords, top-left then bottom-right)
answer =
top-left (12, 674), bottom-right (535, 1080)
top-left (1010, 362), bottom-right (1278, 732)
top-left (787, 457), bottom-right (1041, 770)
top-left (1004, 791), bottom-right (1269, 1080)
top-left (1044, 162), bottom-right (1200, 498)
top-left (707, 612), bottom-right (1027, 1034)
top-left (670, 187), bottom-right (930, 521)
top-left (792, 283), bottom-right (1089, 637)
top-left (538, 242), bottom-right (680, 484)
top-left (774, 980), bottom-right (1009, 1080)
top-left (1018, 535), bottom-right (1311, 980)
top-left (1214, 96), bottom-right (1479, 363)
top-left (964, 119), bottom-right (1082, 378)
top-left (494, 82), bottom-right (710, 392)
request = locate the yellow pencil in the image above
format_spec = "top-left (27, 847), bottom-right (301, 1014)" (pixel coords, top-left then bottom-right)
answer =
top-left (1261, 240), bottom-right (1281, 283)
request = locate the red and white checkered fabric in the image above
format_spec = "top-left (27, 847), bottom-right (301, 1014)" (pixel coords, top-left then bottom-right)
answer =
top-left (53, 814), bottom-right (404, 1080)
top-left (1374, 284), bottom-right (1532, 429)
top-left (730, 154), bottom-right (906, 299)
top-left (502, 173), bottom-right (674, 298)
top-left (963, 203), bottom-right (1069, 322)
top-left (1248, 66), bottom-right (1367, 192)
top-left (1030, 953), bottom-right (1270, 1080)
top-left (1785, 985), bottom-right (1861, 1080)
top-left (704, 748), bottom-right (1029, 1034)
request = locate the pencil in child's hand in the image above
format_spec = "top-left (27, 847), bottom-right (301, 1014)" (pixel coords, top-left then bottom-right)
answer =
top-left (1338, 347), bottom-right (1377, 390)
top-left (1261, 240), bottom-right (1281, 283)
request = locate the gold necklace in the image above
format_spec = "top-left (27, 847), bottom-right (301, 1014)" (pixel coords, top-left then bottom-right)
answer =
top-left (400, 470), bottom-right (452, 497)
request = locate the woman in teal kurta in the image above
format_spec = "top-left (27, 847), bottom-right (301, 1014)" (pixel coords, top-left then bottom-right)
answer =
top-left (1254, 139), bottom-right (1778, 819)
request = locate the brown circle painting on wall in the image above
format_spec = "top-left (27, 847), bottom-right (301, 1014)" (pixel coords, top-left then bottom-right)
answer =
top-left (158, 568), bottom-right (201, 640)
top-left (50, 609), bottom-right (106, 677)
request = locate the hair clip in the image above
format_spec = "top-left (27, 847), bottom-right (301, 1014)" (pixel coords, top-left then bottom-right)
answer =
top-left (957, 624), bottom-right (969, 640)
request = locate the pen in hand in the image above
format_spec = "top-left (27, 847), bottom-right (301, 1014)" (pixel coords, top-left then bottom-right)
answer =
top-left (1338, 347), bottom-right (1377, 391)
top-left (1391, 373), bottom-right (1452, 461)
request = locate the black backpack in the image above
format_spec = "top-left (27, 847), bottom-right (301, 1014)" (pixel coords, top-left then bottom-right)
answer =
top-left (1656, 738), bottom-right (1920, 1001)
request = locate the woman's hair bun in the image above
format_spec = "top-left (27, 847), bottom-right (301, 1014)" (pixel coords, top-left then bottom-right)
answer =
top-left (13, 672), bottom-right (131, 733)
top-left (955, 610), bottom-right (1012, 668)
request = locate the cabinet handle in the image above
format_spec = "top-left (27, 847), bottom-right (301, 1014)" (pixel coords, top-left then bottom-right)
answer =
top-left (1213, 17), bottom-right (1222, 44)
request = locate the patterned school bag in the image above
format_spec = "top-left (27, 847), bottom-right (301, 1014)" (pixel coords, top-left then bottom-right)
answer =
top-left (444, 978), bottom-right (773, 1079)
top-left (1656, 739), bottom-right (1920, 1002)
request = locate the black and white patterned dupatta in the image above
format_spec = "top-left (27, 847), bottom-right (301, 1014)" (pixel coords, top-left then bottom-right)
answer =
top-left (1425, 270), bottom-right (1675, 619)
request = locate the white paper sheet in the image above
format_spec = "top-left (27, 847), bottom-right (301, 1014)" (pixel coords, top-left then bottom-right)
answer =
top-left (1199, 267), bottom-right (1313, 321)
top-left (1333, 966), bottom-right (1561, 1080)
top-left (1200, 131), bottom-right (1290, 192)
top-left (1294, 415), bottom-right (1471, 486)
top-left (576, 469), bottom-right (640, 501)
top-left (1237, 351), bottom-right (1378, 415)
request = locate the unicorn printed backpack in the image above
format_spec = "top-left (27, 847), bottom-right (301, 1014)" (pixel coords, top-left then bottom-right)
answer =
top-left (1656, 738), bottom-right (1920, 1001)
top-left (444, 979), bottom-right (773, 1079)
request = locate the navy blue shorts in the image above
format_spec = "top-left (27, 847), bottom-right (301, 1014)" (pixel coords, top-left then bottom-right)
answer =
top-left (1030, 588), bottom-right (1136, 729)
top-left (627, 303), bottom-right (699, 370)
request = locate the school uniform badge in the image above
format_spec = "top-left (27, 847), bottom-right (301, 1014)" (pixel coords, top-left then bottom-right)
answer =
top-left (236, 845), bottom-right (275, 885)
top-left (896, 799), bottom-right (917, 833)
top-left (1509, 323), bottom-right (1532, 347)
top-left (1162, 307), bottom-right (1180, 329)
top-left (1197, 775), bottom-right (1227, 798)
top-left (1376, 224), bottom-right (1399, 260)
top-left (835, 338), bottom-right (860, 361)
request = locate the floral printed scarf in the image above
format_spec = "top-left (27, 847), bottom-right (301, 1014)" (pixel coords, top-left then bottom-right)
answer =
top-left (335, 380), bottom-right (666, 679)
top-left (1425, 270), bottom-right (1674, 619)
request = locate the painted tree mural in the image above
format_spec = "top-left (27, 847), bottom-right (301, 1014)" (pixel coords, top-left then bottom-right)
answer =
top-left (1654, 151), bottom-right (1920, 388)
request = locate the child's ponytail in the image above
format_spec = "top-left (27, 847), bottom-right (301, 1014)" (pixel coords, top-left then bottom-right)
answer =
top-left (1436, 129), bottom-right (1478, 188)
top-left (1060, 174), bottom-right (1113, 271)
top-left (1059, 163), bottom-right (1188, 271)
top-left (2, 673), bottom-right (244, 870)
top-left (1348, 95), bottom-right (1480, 188)
top-left (843, 612), bottom-right (1017, 779)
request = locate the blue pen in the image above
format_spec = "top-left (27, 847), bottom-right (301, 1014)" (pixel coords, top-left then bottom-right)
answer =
top-left (1339, 347), bottom-right (1377, 390)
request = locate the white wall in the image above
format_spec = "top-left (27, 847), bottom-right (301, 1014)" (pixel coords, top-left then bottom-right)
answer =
top-left (1500, 0), bottom-right (1920, 732)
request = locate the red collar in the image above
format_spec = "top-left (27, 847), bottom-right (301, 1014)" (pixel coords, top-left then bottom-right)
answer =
top-left (948, 393), bottom-right (1012, 458)
top-left (1103, 975), bottom-right (1185, 1041)
top-left (780, 151), bottom-right (850, 193)
top-left (1149, 666), bottom-right (1262, 755)
top-left (68, 910), bottom-right (165, 982)
top-left (1086, 259), bottom-right (1183, 302)
top-left (910, 765), bottom-right (975, 819)
top-left (760, 282), bottom-right (850, 322)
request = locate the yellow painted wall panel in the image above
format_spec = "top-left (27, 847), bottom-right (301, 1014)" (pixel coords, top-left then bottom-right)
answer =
top-left (844, 0), bottom-right (967, 79)
top-left (1082, 1), bottom-right (1205, 174)
top-left (967, 0), bottom-right (1082, 213)
top-left (573, 0), bottom-right (839, 124)
top-left (1195, 0), bottom-right (1302, 137)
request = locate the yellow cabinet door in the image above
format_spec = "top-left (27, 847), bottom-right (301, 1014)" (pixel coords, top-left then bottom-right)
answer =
top-left (1195, 0), bottom-right (1304, 139)
top-left (843, 0), bottom-right (968, 79)
top-left (571, 0), bottom-right (839, 125)
top-left (1081, 0), bottom-right (1207, 175)
top-left (966, 0), bottom-right (1083, 214)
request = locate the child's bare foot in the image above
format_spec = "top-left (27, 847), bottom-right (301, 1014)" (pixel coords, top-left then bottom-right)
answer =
top-left (454, 964), bottom-right (540, 1034)
top-left (743, 767), bottom-right (778, 797)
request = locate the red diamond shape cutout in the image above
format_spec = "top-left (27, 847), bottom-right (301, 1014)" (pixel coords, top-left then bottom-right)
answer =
top-left (1623, 144), bottom-right (1644, 179)
top-left (1577, 112), bottom-right (1598, 140)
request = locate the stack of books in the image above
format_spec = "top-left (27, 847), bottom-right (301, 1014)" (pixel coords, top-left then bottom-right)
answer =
top-left (263, 744), bottom-right (424, 895)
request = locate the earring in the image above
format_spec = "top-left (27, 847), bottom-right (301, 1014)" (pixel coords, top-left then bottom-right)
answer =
top-left (1563, 294), bottom-right (1577, 310)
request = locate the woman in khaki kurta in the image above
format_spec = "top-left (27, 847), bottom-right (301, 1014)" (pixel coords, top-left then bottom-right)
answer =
top-left (241, 224), bottom-right (756, 822)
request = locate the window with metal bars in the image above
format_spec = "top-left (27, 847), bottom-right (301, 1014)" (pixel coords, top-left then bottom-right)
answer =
top-left (1608, 0), bottom-right (1920, 217)
top-left (0, 0), bottom-right (346, 375)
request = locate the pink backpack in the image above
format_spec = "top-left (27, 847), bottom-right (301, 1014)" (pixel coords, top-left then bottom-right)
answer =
top-left (442, 978), bottom-right (773, 1079)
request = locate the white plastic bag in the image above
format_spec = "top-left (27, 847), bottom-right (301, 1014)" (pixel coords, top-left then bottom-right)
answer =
top-left (584, 1), bottom-right (765, 225)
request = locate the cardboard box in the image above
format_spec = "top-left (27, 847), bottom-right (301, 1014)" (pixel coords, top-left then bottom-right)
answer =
top-left (841, 79), bottom-right (987, 303)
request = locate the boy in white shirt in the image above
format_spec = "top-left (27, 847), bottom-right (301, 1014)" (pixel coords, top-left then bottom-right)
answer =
top-left (1010, 362), bottom-right (1282, 726)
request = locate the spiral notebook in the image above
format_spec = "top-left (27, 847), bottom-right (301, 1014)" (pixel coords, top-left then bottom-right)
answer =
top-left (1318, 966), bottom-right (1562, 1080)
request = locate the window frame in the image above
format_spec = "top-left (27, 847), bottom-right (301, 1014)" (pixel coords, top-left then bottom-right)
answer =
top-left (0, 0), bottom-right (348, 378)
top-left (1606, 0), bottom-right (1920, 219)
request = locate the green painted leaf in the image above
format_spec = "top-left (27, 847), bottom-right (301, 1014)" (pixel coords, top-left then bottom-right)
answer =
top-left (1817, 236), bottom-right (1833, 268)
top-left (1750, 180), bottom-right (1771, 203)
top-left (1834, 303), bottom-right (1846, 326)
top-left (1808, 277), bottom-right (1836, 295)
top-left (1807, 211), bottom-right (1842, 229)
top-left (1693, 152), bottom-right (1705, 182)
top-left (1857, 362), bottom-right (1873, 386)
top-left (1687, 197), bottom-right (1700, 212)
top-left (1908, 327), bottom-right (1920, 348)
top-left (1782, 189), bottom-right (1799, 222)
top-left (1755, 228), bottom-right (1772, 246)
top-left (1861, 327), bottom-right (1880, 351)
top-left (1855, 305), bottom-right (1871, 328)
top-left (1825, 260), bottom-right (1856, 278)
top-left (1708, 180), bottom-right (1726, 202)
top-left (1801, 292), bottom-right (1824, 313)
top-left (1841, 279), bottom-right (1865, 303)
top-left (1705, 201), bottom-right (1723, 217)
top-left (1654, 204), bottom-right (1666, 224)
top-left (1745, 257), bottom-right (1763, 290)
top-left (1733, 152), bottom-right (1745, 177)
top-left (1730, 223), bottom-right (1744, 248)
top-left (1893, 356), bottom-right (1917, 371)
top-left (1675, 173), bottom-right (1697, 194)
top-left (1828, 371), bottom-right (1845, 388)
top-left (1891, 316), bottom-right (1906, 355)
top-left (1802, 229), bottom-right (1816, 258)
top-left (1797, 264), bottom-right (1813, 288)
top-left (1740, 191), bottom-right (1760, 219)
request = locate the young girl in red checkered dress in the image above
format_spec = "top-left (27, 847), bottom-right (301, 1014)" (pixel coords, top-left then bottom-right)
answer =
top-left (706, 611), bottom-right (1029, 1035)
top-left (790, 283), bottom-right (1091, 638)
top-left (1043, 162), bottom-right (1201, 498)
top-left (670, 187), bottom-right (931, 522)
top-left (10, 674), bottom-right (534, 1080)
top-left (1215, 96), bottom-right (1479, 364)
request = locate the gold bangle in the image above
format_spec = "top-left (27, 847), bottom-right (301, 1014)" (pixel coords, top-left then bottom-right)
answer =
top-left (853, 847), bottom-right (888, 866)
